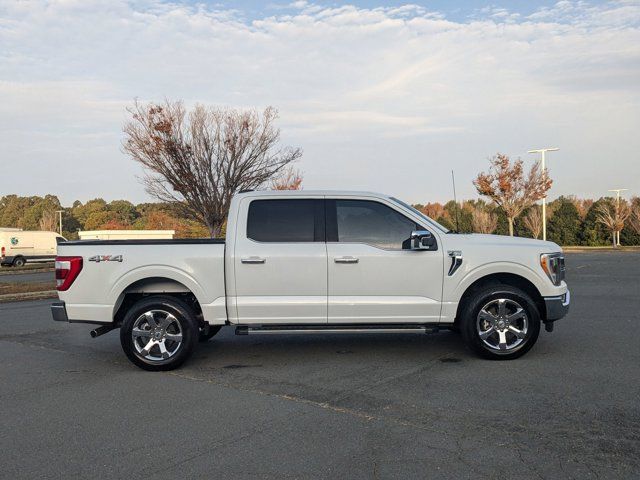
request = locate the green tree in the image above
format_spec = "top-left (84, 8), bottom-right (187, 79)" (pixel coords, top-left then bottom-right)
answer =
top-left (84, 211), bottom-right (120, 230)
top-left (436, 215), bottom-right (454, 231)
top-left (443, 200), bottom-right (473, 233)
top-left (622, 197), bottom-right (640, 245)
top-left (0, 195), bottom-right (33, 227)
top-left (72, 199), bottom-right (108, 229)
top-left (20, 195), bottom-right (62, 230)
top-left (108, 200), bottom-right (139, 225)
top-left (547, 197), bottom-right (581, 246)
top-left (579, 199), bottom-right (610, 246)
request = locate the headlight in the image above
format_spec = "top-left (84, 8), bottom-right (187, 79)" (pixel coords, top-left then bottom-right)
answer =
top-left (540, 253), bottom-right (565, 286)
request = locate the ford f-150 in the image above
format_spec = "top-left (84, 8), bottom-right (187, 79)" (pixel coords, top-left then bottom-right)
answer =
top-left (51, 190), bottom-right (570, 370)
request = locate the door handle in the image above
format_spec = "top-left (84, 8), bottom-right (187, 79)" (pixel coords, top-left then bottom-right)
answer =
top-left (334, 256), bottom-right (359, 264)
top-left (241, 256), bottom-right (266, 264)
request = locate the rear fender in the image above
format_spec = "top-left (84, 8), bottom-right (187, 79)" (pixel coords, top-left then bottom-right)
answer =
top-left (109, 266), bottom-right (208, 308)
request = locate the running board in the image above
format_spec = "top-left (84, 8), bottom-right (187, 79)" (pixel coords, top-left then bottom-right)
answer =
top-left (235, 324), bottom-right (440, 335)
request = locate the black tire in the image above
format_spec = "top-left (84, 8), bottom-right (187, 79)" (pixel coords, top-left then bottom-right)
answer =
top-left (12, 257), bottom-right (26, 267)
top-left (120, 295), bottom-right (199, 371)
top-left (461, 284), bottom-right (541, 360)
top-left (199, 325), bottom-right (222, 342)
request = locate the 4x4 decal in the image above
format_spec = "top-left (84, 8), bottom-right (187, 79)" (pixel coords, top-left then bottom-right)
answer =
top-left (88, 255), bottom-right (123, 263)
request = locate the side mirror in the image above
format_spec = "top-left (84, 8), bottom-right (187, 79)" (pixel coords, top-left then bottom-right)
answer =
top-left (411, 230), bottom-right (436, 250)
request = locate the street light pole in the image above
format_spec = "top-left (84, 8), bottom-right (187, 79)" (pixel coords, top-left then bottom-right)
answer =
top-left (608, 189), bottom-right (628, 246)
top-left (55, 210), bottom-right (64, 235)
top-left (527, 147), bottom-right (559, 241)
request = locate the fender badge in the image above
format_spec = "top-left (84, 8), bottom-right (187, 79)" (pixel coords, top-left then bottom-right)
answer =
top-left (88, 255), bottom-right (123, 263)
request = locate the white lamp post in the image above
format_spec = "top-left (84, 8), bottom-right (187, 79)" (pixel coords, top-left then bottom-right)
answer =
top-left (55, 210), bottom-right (64, 235)
top-left (608, 188), bottom-right (628, 246)
top-left (527, 148), bottom-right (559, 241)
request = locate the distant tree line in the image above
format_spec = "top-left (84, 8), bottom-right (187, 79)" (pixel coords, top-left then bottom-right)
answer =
top-left (0, 195), bottom-right (209, 240)
top-left (0, 166), bottom-right (303, 240)
top-left (466, 153), bottom-right (640, 247)
top-left (2, 192), bottom-right (638, 246)
top-left (413, 196), bottom-right (640, 246)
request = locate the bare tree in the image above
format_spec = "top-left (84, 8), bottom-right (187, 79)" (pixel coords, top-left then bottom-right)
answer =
top-left (271, 167), bottom-right (303, 190)
top-left (474, 153), bottom-right (552, 236)
top-left (596, 199), bottom-right (630, 247)
top-left (574, 198), bottom-right (593, 219)
top-left (123, 100), bottom-right (302, 237)
top-left (523, 206), bottom-right (543, 239)
top-left (39, 210), bottom-right (57, 232)
top-left (471, 205), bottom-right (497, 234)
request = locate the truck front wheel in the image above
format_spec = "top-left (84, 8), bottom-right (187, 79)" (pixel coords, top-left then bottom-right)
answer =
top-left (120, 296), bottom-right (199, 371)
top-left (461, 284), bottom-right (541, 360)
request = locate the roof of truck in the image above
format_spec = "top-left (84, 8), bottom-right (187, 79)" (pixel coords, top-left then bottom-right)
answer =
top-left (235, 190), bottom-right (390, 198)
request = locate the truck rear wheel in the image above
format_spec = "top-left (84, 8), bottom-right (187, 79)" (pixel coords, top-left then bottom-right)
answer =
top-left (461, 284), bottom-right (540, 360)
top-left (12, 257), bottom-right (26, 267)
top-left (120, 296), bottom-right (199, 371)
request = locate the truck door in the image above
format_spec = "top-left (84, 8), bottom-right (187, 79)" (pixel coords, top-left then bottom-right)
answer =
top-left (326, 198), bottom-right (444, 324)
top-left (233, 197), bottom-right (327, 324)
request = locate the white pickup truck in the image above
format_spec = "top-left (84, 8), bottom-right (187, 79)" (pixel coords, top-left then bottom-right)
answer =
top-left (52, 190), bottom-right (569, 370)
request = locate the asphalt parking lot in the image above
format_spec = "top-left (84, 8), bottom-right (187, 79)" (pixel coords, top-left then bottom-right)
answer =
top-left (0, 251), bottom-right (638, 479)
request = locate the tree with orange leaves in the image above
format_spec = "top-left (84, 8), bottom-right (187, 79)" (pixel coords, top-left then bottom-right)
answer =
top-left (271, 167), bottom-right (303, 190)
top-left (473, 154), bottom-right (552, 236)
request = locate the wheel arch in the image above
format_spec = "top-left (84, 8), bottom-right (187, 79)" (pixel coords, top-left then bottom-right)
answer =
top-left (112, 277), bottom-right (203, 326)
top-left (454, 272), bottom-right (546, 324)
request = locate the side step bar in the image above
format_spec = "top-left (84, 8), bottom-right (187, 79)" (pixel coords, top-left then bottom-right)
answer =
top-left (235, 324), bottom-right (440, 335)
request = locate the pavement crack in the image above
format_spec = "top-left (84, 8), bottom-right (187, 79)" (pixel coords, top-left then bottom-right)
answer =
top-left (167, 370), bottom-right (377, 421)
top-left (328, 352), bottom-right (455, 405)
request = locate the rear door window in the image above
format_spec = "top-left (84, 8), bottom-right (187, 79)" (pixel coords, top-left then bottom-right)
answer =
top-left (247, 199), bottom-right (324, 242)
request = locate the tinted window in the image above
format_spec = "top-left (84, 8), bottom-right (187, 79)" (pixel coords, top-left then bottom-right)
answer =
top-left (336, 200), bottom-right (422, 250)
top-left (56, 237), bottom-right (66, 244)
top-left (247, 199), bottom-right (323, 242)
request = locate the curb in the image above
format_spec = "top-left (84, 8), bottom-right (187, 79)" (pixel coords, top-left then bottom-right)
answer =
top-left (0, 290), bottom-right (57, 303)
top-left (0, 268), bottom-right (55, 276)
top-left (563, 247), bottom-right (640, 252)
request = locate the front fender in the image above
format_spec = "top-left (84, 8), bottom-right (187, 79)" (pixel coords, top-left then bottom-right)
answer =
top-left (447, 261), bottom-right (557, 302)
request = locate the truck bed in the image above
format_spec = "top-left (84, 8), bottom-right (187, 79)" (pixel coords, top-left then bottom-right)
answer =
top-left (57, 239), bottom-right (227, 324)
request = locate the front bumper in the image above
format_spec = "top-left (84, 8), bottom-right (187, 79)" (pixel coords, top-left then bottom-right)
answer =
top-left (51, 301), bottom-right (69, 322)
top-left (543, 290), bottom-right (570, 321)
top-left (1, 256), bottom-right (15, 266)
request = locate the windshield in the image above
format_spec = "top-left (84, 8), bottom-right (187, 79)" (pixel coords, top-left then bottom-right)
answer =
top-left (389, 197), bottom-right (450, 233)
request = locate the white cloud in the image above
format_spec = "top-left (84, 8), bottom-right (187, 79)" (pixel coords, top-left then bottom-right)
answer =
top-left (0, 0), bottom-right (639, 204)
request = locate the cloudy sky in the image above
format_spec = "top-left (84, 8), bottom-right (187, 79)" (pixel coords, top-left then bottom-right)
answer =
top-left (1, 0), bottom-right (639, 205)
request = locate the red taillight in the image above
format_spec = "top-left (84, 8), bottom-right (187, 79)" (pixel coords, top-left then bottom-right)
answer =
top-left (55, 256), bottom-right (83, 291)
top-left (1, 246), bottom-right (4, 258)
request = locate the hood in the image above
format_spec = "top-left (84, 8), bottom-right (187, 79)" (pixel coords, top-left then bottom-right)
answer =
top-left (449, 233), bottom-right (562, 252)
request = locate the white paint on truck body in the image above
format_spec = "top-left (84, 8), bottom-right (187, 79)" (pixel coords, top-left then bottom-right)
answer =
top-left (57, 190), bottom-right (567, 326)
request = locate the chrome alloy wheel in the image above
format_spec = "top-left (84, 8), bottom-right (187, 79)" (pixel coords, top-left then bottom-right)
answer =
top-left (476, 298), bottom-right (528, 351)
top-left (131, 310), bottom-right (183, 362)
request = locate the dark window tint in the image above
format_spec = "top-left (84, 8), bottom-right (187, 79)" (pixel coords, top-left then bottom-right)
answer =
top-left (247, 199), bottom-right (323, 242)
top-left (336, 200), bottom-right (421, 249)
top-left (55, 237), bottom-right (66, 244)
